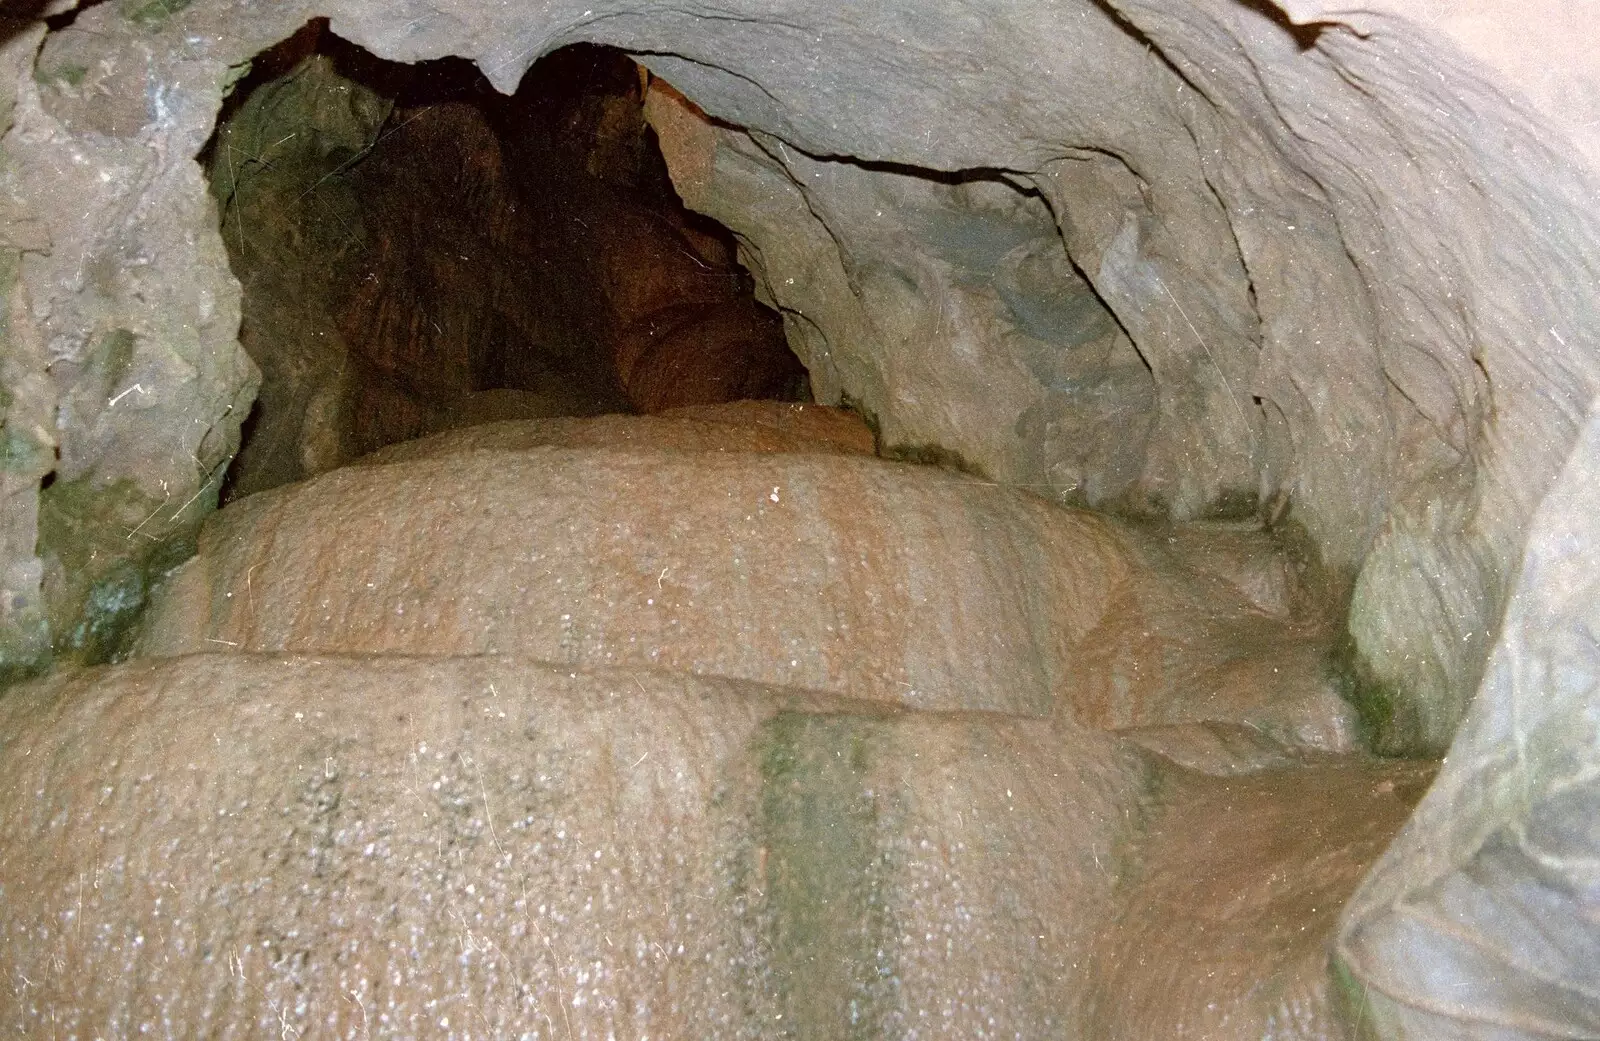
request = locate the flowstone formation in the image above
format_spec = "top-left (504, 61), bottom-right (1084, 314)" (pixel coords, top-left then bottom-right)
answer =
top-left (4, 409), bottom-right (1420, 1038)
top-left (1, 0), bottom-right (1599, 1036)
top-left (2, 0), bottom-right (1597, 750)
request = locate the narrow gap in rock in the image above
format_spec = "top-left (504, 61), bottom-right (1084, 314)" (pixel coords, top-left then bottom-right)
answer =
top-left (204, 22), bottom-right (808, 501)
top-left (40, 1), bottom-right (100, 32)
top-left (1233, 0), bottom-right (1328, 50)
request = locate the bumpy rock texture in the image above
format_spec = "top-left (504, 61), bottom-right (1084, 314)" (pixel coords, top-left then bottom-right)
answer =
top-left (1336, 406), bottom-right (1600, 1039)
top-left (1093, 756), bottom-right (1437, 1040)
top-left (3, 0), bottom-right (1598, 751)
top-left (0, 651), bottom-right (1429, 1039)
top-left (138, 421), bottom-right (1352, 745)
top-left (0, 653), bottom-right (1140, 1038)
top-left (632, 6), bottom-right (1600, 757)
top-left (4, 0), bottom-right (1600, 1036)
top-left (360, 401), bottom-right (878, 464)
top-left (209, 31), bottom-right (803, 498)
top-left (2, 413), bottom-right (1421, 1039)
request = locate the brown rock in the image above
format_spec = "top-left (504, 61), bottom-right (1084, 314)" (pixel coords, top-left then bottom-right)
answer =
top-left (613, 297), bottom-right (804, 412)
top-left (0, 653), bottom-right (1143, 1039)
top-left (138, 438), bottom-right (1353, 743)
top-left (1090, 755), bottom-right (1438, 1040)
top-left (361, 402), bottom-right (876, 465)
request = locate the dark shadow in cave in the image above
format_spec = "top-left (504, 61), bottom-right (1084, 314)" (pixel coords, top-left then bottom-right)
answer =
top-left (205, 22), bottom-right (808, 501)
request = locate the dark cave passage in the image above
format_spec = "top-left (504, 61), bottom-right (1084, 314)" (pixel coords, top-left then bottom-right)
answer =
top-left (207, 24), bottom-right (807, 499)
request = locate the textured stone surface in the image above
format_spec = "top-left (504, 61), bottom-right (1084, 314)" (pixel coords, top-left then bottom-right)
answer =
top-left (363, 402), bottom-right (877, 465)
top-left (0, 653), bottom-right (1145, 1039)
top-left (1276, 0), bottom-right (1600, 171)
top-left (1337, 403), bottom-right (1600, 1040)
top-left (632, 0), bottom-right (1600, 754)
top-left (137, 437), bottom-right (1352, 744)
top-left (210, 35), bottom-right (801, 498)
top-left (1093, 755), bottom-right (1438, 1041)
top-left (4, 1), bottom-right (1600, 1034)
top-left (208, 44), bottom-right (636, 498)
top-left (3, 7), bottom-right (261, 670)
top-left (0, 20), bottom-right (54, 678)
top-left (0, 649), bottom-right (1422, 1040)
top-left (4, 0), bottom-right (1600, 748)
top-left (1100, 0), bottom-right (1600, 756)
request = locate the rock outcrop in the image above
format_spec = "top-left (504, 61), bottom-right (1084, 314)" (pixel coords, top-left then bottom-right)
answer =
top-left (206, 34), bottom-right (802, 499)
top-left (1, 412), bottom-right (1418, 1038)
top-left (137, 419), bottom-right (1353, 745)
top-left (0, 651), bottom-right (1426, 1039)
top-left (367, 402), bottom-right (878, 463)
top-left (1336, 404), bottom-right (1600, 1039)
top-left (5, 0), bottom-right (1599, 756)
top-left (3, 0), bottom-right (1600, 1036)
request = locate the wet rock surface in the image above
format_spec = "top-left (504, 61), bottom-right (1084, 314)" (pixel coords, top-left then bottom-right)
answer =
top-left (1336, 405), bottom-right (1600, 1039)
top-left (18, 411), bottom-right (1383, 1036)
top-left (4, 0), bottom-right (1600, 1036)
top-left (0, 653), bottom-right (1143, 1038)
top-left (366, 401), bottom-right (878, 465)
top-left (1091, 755), bottom-right (1437, 1040)
top-left (137, 418), bottom-right (1354, 746)
top-left (0, 406), bottom-right (1530, 1039)
top-left (6, 0), bottom-right (1597, 754)
top-left (0, 651), bottom-right (1403, 1038)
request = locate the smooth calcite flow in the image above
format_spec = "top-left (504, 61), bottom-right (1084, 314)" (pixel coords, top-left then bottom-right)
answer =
top-left (138, 418), bottom-right (1354, 747)
top-left (0, 654), bottom-right (1145, 1039)
top-left (6, 0), bottom-right (1598, 1034)
top-left (0, 412), bottom-right (1431, 1038)
top-left (0, 658), bottom-right (1424, 1039)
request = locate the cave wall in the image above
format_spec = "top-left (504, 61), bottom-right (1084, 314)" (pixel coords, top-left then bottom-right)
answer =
top-left (628, 0), bottom-right (1600, 754)
top-left (1280, 0), bottom-right (1600, 172)
top-left (1338, 393), bottom-right (1600, 1039)
top-left (208, 45), bottom-right (637, 498)
top-left (211, 36), bottom-right (804, 496)
top-left (2, 0), bottom-right (1600, 740)
top-left (1, 9), bottom-right (260, 676)
top-left (4, 1), bottom-right (1600, 1033)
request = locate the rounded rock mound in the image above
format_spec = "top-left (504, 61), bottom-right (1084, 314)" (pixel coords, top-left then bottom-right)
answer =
top-left (138, 415), bottom-right (1352, 744)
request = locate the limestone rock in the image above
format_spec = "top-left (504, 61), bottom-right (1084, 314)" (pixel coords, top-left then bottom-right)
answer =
top-left (0, 653), bottom-right (1144, 1039)
top-left (6, 0), bottom-right (1600, 752)
top-left (1336, 403), bottom-right (1600, 1040)
top-left (0, 21), bottom-right (54, 680)
top-left (627, 0), bottom-right (1600, 753)
top-left (5, 5), bottom-right (263, 665)
top-left (0, 651), bottom-right (1423, 1040)
top-left (5, 0), bottom-right (1600, 1033)
top-left (138, 436), bottom-right (1353, 744)
top-left (366, 402), bottom-right (877, 464)
top-left (1093, 755), bottom-right (1438, 1040)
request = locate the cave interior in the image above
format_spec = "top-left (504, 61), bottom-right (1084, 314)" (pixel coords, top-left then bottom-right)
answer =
top-left (208, 23), bottom-right (811, 499)
top-left (3, 1), bottom-right (1597, 1036)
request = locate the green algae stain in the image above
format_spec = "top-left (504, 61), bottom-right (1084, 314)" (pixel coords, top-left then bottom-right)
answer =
top-left (0, 612), bottom-right (51, 687)
top-left (1, 426), bottom-right (51, 476)
top-left (37, 475), bottom-right (202, 665)
top-left (221, 60), bottom-right (253, 101)
top-left (881, 440), bottom-right (991, 480)
top-left (1329, 629), bottom-right (1419, 758)
top-left (35, 63), bottom-right (90, 88)
top-left (86, 328), bottom-right (137, 397)
top-left (758, 713), bottom-right (897, 1040)
top-left (120, 0), bottom-right (193, 29)
top-left (1329, 956), bottom-right (1409, 1041)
